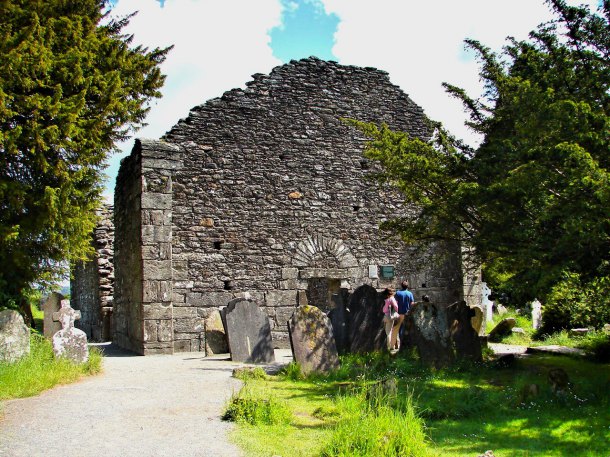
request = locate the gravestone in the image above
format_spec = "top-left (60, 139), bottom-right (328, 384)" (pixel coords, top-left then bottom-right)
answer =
top-left (222, 299), bottom-right (275, 363)
top-left (328, 292), bottom-right (349, 355)
top-left (482, 281), bottom-right (494, 324)
top-left (470, 306), bottom-right (484, 335)
top-left (52, 300), bottom-right (89, 363)
top-left (346, 284), bottom-right (385, 353)
top-left (0, 309), bottom-right (30, 363)
top-left (531, 299), bottom-right (542, 330)
top-left (43, 292), bottom-right (64, 339)
top-left (448, 301), bottom-right (482, 361)
top-left (407, 301), bottom-right (454, 368)
top-left (200, 308), bottom-right (229, 355)
top-left (488, 317), bottom-right (516, 342)
top-left (288, 305), bottom-right (340, 374)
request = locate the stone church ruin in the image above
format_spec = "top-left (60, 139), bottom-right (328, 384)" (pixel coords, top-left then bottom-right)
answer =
top-left (72, 57), bottom-right (481, 355)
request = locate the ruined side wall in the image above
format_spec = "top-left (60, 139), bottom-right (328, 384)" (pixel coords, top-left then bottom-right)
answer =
top-left (71, 205), bottom-right (114, 341)
top-left (160, 58), bottom-right (466, 350)
top-left (113, 147), bottom-right (145, 354)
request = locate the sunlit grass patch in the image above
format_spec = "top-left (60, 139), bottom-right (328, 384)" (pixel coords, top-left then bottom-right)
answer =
top-left (0, 333), bottom-right (103, 400)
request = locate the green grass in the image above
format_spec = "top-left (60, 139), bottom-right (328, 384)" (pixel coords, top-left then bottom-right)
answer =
top-left (0, 333), bottom-right (103, 400)
top-left (226, 351), bottom-right (610, 457)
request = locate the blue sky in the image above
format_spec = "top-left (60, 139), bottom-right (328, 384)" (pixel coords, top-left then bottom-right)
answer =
top-left (105, 0), bottom-right (602, 200)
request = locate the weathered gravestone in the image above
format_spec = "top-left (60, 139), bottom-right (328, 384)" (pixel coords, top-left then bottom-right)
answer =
top-left (0, 309), bottom-right (30, 363)
top-left (52, 300), bottom-right (89, 363)
top-left (43, 292), bottom-right (64, 339)
top-left (346, 284), bottom-right (385, 353)
top-left (407, 301), bottom-right (454, 367)
top-left (288, 305), bottom-right (340, 374)
top-left (488, 317), bottom-right (516, 342)
top-left (531, 299), bottom-right (542, 330)
top-left (200, 308), bottom-right (229, 356)
top-left (470, 306), bottom-right (484, 335)
top-left (327, 292), bottom-right (350, 355)
top-left (222, 299), bottom-right (275, 363)
top-left (448, 301), bottom-right (482, 362)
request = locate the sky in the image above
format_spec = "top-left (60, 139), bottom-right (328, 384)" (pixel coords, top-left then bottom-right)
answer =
top-left (104, 0), bottom-right (602, 199)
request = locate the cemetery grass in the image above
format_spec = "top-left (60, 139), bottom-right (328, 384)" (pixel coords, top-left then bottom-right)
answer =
top-left (227, 352), bottom-right (609, 457)
top-left (0, 333), bottom-right (103, 401)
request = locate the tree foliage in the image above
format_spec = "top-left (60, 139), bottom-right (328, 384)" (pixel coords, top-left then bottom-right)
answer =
top-left (0, 0), bottom-right (170, 315)
top-left (350, 0), bottom-right (609, 312)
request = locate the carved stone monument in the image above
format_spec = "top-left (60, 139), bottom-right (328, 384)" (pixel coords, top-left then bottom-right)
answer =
top-left (43, 292), bottom-right (64, 339)
top-left (52, 300), bottom-right (89, 363)
top-left (288, 305), bottom-right (340, 375)
top-left (407, 301), bottom-right (454, 368)
top-left (222, 299), bottom-right (275, 363)
top-left (346, 285), bottom-right (385, 353)
top-left (470, 306), bottom-right (484, 335)
top-left (448, 301), bottom-right (482, 361)
top-left (531, 299), bottom-right (542, 330)
top-left (0, 309), bottom-right (30, 363)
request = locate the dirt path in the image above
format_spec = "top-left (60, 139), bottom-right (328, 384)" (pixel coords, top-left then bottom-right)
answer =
top-left (0, 345), bottom-right (292, 457)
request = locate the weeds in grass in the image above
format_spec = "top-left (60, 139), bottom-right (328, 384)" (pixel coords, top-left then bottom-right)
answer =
top-left (279, 361), bottom-right (305, 381)
top-left (320, 383), bottom-right (431, 457)
top-left (233, 367), bottom-right (268, 381)
top-left (223, 385), bottom-right (292, 425)
top-left (0, 333), bottom-right (103, 400)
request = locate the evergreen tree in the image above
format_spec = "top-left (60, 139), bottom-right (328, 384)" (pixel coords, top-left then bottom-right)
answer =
top-left (0, 0), bottom-right (170, 320)
top-left (350, 0), bottom-right (609, 310)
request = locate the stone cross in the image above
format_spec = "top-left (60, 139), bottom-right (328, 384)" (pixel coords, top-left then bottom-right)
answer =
top-left (52, 300), bottom-right (89, 363)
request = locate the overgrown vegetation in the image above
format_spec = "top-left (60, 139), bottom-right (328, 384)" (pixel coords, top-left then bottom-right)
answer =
top-left (226, 351), bottom-right (609, 456)
top-left (0, 333), bottom-right (103, 400)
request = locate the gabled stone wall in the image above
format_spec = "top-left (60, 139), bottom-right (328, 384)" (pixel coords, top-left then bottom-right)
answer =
top-left (110, 57), bottom-right (478, 354)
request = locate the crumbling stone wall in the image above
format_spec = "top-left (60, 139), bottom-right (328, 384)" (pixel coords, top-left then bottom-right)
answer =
top-left (71, 205), bottom-right (114, 341)
top-left (113, 57), bottom-right (478, 354)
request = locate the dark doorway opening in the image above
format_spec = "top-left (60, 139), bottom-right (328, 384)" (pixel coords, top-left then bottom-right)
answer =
top-left (306, 277), bottom-right (341, 313)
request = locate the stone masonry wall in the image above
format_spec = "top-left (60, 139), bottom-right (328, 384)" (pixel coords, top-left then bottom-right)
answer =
top-left (113, 58), bottom-right (478, 354)
top-left (71, 205), bottom-right (114, 341)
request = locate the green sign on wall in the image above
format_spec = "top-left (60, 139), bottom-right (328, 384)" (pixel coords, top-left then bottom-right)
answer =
top-left (380, 265), bottom-right (395, 279)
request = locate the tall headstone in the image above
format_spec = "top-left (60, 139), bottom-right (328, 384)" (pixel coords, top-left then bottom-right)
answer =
top-left (52, 300), bottom-right (89, 363)
top-left (470, 306), bottom-right (484, 335)
top-left (531, 299), bottom-right (542, 330)
top-left (347, 285), bottom-right (385, 353)
top-left (327, 292), bottom-right (349, 355)
top-left (448, 301), bottom-right (482, 362)
top-left (223, 299), bottom-right (275, 363)
top-left (201, 308), bottom-right (229, 355)
top-left (43, 292), bottom-right (64, 339)
top-left (288, 305), bottom-right (340, 374)
top-left (0, 310), bottom-right (30, 363)
top-left (407, 301), bottom-right (454, 368)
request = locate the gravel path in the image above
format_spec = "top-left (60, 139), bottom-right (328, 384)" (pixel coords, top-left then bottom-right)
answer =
top-left (0, 345), bottom-right (292, 457)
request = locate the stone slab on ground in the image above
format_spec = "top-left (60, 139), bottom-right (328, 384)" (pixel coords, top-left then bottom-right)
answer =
top-left (525, 345), bottom-right (586, 356)
top-left (0, 345), bottom-right (296, 457)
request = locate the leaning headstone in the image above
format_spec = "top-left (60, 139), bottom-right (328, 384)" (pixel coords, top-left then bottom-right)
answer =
top-left (43, 292), bottom-right (64, 339)
top-left (407, 301), bottom-right (454, 368)
top-left (288, 305), bottom-right (340, 375)
top-left (488, 318), bottom-right (516, 342)
top-left (470, 306), bottom-right (484, 335)
top-left (448, 301), bottom-right (482, 362)
top-left (201, 308), bottom-right (229, 355)
top-left (52, 300), bottom-right (89, 363)
top-left (223, 299), bottom-right (275, 363)
top-left (0, 310), bottom-right (30, 363)
top-left (531, 299), bottom-right (542, 330)
top-left (346, 285), bottom-right (385, 353)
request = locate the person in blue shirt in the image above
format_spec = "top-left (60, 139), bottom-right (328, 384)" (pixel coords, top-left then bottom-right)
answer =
top-left (395, 281), bottom-right (414, 344)
top-left (395, 281), bottom-right (414, 315)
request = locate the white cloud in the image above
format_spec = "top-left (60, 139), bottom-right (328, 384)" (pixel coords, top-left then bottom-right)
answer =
top-left (320, 0), bottom-right (601, 147)
top-left (104, 0), bottom-right (283, 198)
